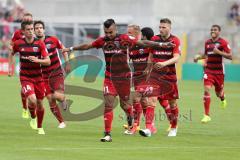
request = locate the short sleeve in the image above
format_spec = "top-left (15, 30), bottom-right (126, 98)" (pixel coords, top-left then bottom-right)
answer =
top-left (53, 36), bottom-right (64, 49)
top-left (222, 40), bottom-right (231, 54)
top-left (173, 37), bottom-right (181, 55)
top-left (39, 41), bottom-right (49, 57)
top-left (12, 42), bottom-right (18, 55)
top-left (92, 37), bottom-right (104, 49)
top-left (122, 34), bottom-right (137, 46)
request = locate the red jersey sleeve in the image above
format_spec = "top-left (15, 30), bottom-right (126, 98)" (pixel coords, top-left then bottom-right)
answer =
top-left (222, 40), bottom-right (231, 54)
top-left (122, 34), bottom-right (138, 46)
top-left (149, 36), bottom-right (160, 54)
top-left (39, 41), bottom-right (49, 57)
top-left (52, 36), bottom-right (64, 49)
top-left (12, 41), bottom-right (19, 55)
top-left (92, 37), bottom-right (105, 49)
top-left (11, 30), bottom-right (22, 42)
top-left (172, 37), bottom-right (181, 55)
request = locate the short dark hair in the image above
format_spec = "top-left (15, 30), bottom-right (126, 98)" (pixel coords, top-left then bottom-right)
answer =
top-left (34, 20), bottom-right (45, 29)
top-left (141, 27), bottom-right (154, 40)
top-left (21, 21), bottom-right (33, 30)
top-left (160, 18), bottom-right (172, 25)
top-left (104, 19), bottom-right (115, 28)
top-left (211, 24), bottom-right (221, 31)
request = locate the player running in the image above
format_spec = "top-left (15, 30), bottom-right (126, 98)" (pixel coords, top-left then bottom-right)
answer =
top-left (8, 12), bottom-right (33, 119)
top-left (34, 20), bottom-right (69, 128)
top-left (193, 24), bottom-right (232, 123)
top-left (9, 21), bottom-right (51, 134)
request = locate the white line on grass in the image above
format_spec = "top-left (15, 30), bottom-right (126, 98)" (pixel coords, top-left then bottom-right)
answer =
top-left (30, 146), bottom-right (240, 151)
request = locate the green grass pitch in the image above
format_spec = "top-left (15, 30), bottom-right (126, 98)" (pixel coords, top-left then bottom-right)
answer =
top-left (0, 75), bottom-right (239, 160)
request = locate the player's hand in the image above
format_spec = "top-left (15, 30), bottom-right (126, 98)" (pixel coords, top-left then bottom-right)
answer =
top-left (213, 47), bottom-right (221, 54)
top-left (160, 41), bottom-right (176, 48)
top-left (61, 48), bottom-right (71, 53)
top-left (28, 56), bottom-right (39, 63)
top-left (193, 55), bottom-right (200, 63)
top-left (154, 62), bottom-right (166, 70)
top-left (65, 62), bottom-right (71, 73)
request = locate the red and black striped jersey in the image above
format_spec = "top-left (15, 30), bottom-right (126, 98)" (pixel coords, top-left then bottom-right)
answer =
top-left (92, 34), bottom-right (137, 79)
top-left (204, 37), bottom-right (231, 75)
top-left (11, 29), bottom-right (25, 42)
top-left (150, 34), bottom-right (181, 83)
top-left (12, 38), bottom-right (48, 82)
top-left (129, 45), bottom-right (149, 77)
top-left (41, 36), bottom-right (64, 79)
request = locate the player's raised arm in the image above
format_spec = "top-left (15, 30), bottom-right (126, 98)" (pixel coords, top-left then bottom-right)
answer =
top-left (62, 43), bottom-right (94, 53)
top-left (137, 40), bottom-right (176, 48)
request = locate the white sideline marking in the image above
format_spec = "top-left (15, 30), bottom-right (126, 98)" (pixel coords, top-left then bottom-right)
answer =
top-left (30, 146), bottom-right (240, 151)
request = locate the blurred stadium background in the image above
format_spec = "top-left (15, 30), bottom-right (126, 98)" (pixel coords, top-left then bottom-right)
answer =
top-left (1, 0), bottom-right (240, 81)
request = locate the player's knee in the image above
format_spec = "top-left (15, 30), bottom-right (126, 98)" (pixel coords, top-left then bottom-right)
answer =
top-left (146, 97), bottom-right (157, 106)
top-left (46, 94), bottom-right (53, 102)
top-left (53, 92), bottom-right (65, 102)
top-left (133, 96), bottom-right (141, 104)
top-left (140, 98), bottom-right (148, 107)
top-left (204, 86), bottom-right (211, 93)
top-left (27, 95), bottom-right (37, 105)
top-left (36, 100), bottom-right (43, 108)
top-left (104, 95), bottom-right (115, 107)
top-left (169, 99), bottom-right (177, 108)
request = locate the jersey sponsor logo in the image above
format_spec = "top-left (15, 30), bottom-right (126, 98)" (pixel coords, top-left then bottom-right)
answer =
top-left (207, 51), bottom-right (214, 55)
top-left (132, 57), bottom-right (147, 62)
top-left (154, 51), bottom-right (172, 55)
top-left (104, 49), bottom-right (123, 54)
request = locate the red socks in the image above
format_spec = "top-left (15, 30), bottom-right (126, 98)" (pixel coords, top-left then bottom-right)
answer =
top-left (104, 106), bottom-right (113, 133)
top-left (36, 107), bottom-right (45, 128)
top-left (203, 91), bottom-right (211, 115)
top-left (21, 91), bottom-right (27, 110)
top-left (145, 106), bottom-right (155, 129)
top-left (50, 101), bottom-right (64, 123)
top-left (170, 106), bottom-right (179, 128)
top-left (133, 102), bottom-right (142, 126)
top-left (28, 104), bottom-right (36, 119)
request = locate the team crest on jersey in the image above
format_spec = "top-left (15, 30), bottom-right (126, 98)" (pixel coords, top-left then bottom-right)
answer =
top-left (114, 41), bottom-right (120, 48)
top-left (46, 44), bottom-right (51, 49)
top-left (215, 43), bottom-right (220, 47)
top-left (139, 49), bottom-right (144, 54)
top-left (33, 47), bottom-right (39, 52)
